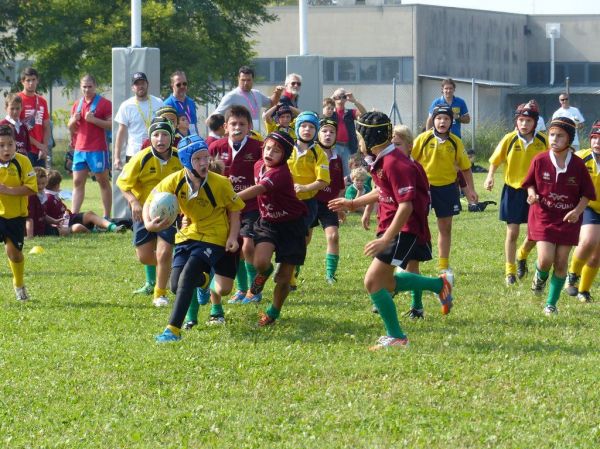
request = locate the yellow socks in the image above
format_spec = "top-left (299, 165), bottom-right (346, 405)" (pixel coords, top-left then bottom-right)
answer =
top-left (9, 259), bottom-right (24, 288)
top-left (154, 286), bottom-right (168, 299)
top-left (516, 244), bottom-right (531, 261)
top-left (438, 257), bottom-right (449, 271)
top-left (579, 265), bottom-right (600, 292)
top-left (568, 256), bottom-right (586, 276)
top-left (505, 262), bottom-right (516, 276)
top-left (166, 325), bottom-right (181, 337)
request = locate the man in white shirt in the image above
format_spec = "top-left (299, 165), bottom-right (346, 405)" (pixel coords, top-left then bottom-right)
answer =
top-left (209, 66), bottom-right (282, 133)
top-left (552, 93), bottom-right (585, 150)
top-left (113, 72), bottom-right (164, 169)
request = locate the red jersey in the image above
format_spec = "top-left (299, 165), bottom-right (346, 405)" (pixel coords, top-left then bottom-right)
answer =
top-left (18, 93), bottom-right (49, 154)
top-left (70, 96), bottom-right (112, 151)
top-left (209, 137), bottom-right (262, 212)
top-left (0, 119), bottom-right (30, 156)
top-left (27, 193), bottom-right (46, 236)
top-left (43, 191), bottom-right (68, 220)
top-left (205, 135), bottom-right (220, 147)
top-left (315, 150), bottom-right (345, 203)
top-left (370, 146), bottom-right (431, 244)
top-left (522, 151), bottom-right (596, 246)
top-left (254, 160), bottom-right (307, 222)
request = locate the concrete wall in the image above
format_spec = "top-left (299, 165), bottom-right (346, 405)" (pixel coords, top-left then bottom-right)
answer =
top-left (415, 6), bottom-right (528, 84)
top-left (527, 15), bottom-right (600, 62)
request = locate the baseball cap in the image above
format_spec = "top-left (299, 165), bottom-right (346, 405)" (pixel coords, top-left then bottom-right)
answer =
top-left (131, 72), bottom-right (148, 84)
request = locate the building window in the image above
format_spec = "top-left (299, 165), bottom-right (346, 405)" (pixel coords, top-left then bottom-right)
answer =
top-left (324, 57), bottom-right (413, 84)
top-left (527, 61), bottom-right (600, 86)
top-left (253, 58), bottom-right (286, 84)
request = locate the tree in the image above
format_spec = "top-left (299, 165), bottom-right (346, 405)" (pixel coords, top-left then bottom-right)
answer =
top-left (1, 0), bottom-right (276, 102)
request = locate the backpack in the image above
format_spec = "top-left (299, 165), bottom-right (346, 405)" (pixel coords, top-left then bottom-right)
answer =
top-left (76, 95), bottom-right (112, 144)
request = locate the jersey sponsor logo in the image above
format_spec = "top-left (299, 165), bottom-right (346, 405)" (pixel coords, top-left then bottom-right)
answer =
top-left (542, 191), bottom-right (575, 210)
top-left (149, 167), bottom-right (156, 173)
top-left (263, 203), bottom-right (289, 219)
top-left (27, 170), bottom-right (35, 177)
top-left (203, 247), bottom-right (213, 259)
top-left (244, 153), bottom-right (256, 161)
top-left (320, 164), bottom-right (329, 170)
top-left (398, 186), bottom-right (414, 195)
top-left (229, 175), bottom-right (246, 184)
top-left (566, 176), bottom-right (578, 186)
top-left (542, 171), bottom-right (551, 181)
top-left (378, 194), bottom-right (395, 204)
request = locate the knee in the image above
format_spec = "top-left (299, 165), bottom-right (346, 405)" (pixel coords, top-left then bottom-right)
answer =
top-left (326, 229), bottom-right (339, 245)
top-left (73, 177), bottom-right (86, 188)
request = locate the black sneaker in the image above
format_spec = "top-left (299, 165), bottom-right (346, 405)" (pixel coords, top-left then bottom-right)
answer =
top-left (543, 304), bottom-right (558, 315)
top-left (183, 320), bottom-right (198, 330)
top-left (531, 272), bottom-right (547, 295)
top-left (405, 308), bottom-right (424, 319)
top-left (505, 274), bottom-right (517, 286)
top-left (565, 272), bottom-right (580, 296)
top-left (577, 291), bottom-right (593, 303)
top-left (516, 259), bottom-right (528, 279)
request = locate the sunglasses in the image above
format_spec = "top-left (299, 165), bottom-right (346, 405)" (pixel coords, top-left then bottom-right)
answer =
top-left (335, 95), bottom-right (347, 100)
top-left (175, 82), bottom-right (188, 87)
top-left (290, 81), bottom-right (301, 86)
top-left (560, 98), bottom-right (568, 101)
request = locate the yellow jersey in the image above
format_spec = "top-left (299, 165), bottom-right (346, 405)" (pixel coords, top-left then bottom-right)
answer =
top-left (150, 170), bottom-right (245, 246)
top-left (0, 153), bottom-right (37, 218)
top-left (116, 147), bottom-right (182, 204)
top-left (412, 130), bottom-right (471, 187)
top-left (577, 148), bottom-right (600, 213)
top-left (489, 131), bottom-right (547, 189)
top-left (287, 143), bottom-right (330, 200)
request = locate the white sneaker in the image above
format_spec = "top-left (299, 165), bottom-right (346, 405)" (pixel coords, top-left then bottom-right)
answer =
top-left (207, 315), bottom-right (225, 325)
top-left (15, 286), bottom-right (29, 301)
top-left (152, 296), bottom-right (169, 307)
top-left (440, 268), bottom-right (454, 287)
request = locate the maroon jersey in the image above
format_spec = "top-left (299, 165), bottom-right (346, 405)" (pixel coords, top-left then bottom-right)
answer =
top-left (43, 191), bottom-right (69, 221)
top-left (0, 119), bottom-right (30, 156)
top-left (370, 145), bottom-right (430, 244)
top-left (254, 160), bottom-right (307, 222)
top-left (522, 151), bottom-right (596, 245)
top-left (27, 193), bottom-right (46, 236)
top-left (315, 150), bottom-right (345, 203)
top-left (205, 135), bottom-right (219, 147)
top-left (209, 136), bottom-right (262, 212)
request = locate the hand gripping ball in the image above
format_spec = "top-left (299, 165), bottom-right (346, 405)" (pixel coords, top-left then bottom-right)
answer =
top-left (149, 192), bottom-right (179, 225)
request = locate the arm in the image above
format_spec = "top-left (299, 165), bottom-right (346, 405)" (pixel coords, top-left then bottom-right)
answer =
top-left (484, 163), bottom-right (498, 191)
top-left (122, 190), bottom-right (143, 222)
top-left (0, 184), bottom-right (35, 196)
top-left (346, 92), bottom-right (366, 116)
top-left (262, 104), bottom-right (278, 121)
top-left (460, 168), bottom-right (478, 203)
top-left (526, 186), bottom-right (538, 204)
top-left (142, 199), bottom-right (171, 232)
top-left (425, 114), bottom-right (433, 130)
top-left (364, 201), bottom-right (413, 257)
top-left (295, 179), bottom-right (328, 194)
top-left (270, 86), bottom-right (284, 107)
top-left (113, 123), bottom-right (127, 170)
top-left (459, 113), bottom-right (471, 124)
top-left (564, 197), bottom-right (590, 223)
top-left (238, 184), bottom-right (267, 201)
top-left (225, 210), bottom-right (241, 252)
top-left (329, 188), bottom-right (379, 212)
top-left (85, 112), bottom-right (112, 130)
top-left (68, 106), bottom-right (80, 134)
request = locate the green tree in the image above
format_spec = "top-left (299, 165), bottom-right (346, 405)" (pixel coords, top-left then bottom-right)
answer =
top-left (1, 0), bottom-right (275, 102)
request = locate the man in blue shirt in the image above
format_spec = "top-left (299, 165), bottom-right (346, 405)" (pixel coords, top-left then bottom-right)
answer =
top-left (164, 71), bottom-right (198, 135)
top-left (426, 78), bottom-right (470, 138)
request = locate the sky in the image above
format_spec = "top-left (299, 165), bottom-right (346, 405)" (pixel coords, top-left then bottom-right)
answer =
top-left (402, 0), bottom-right (600, 15)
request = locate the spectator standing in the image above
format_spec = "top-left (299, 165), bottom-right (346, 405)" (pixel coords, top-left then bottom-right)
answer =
top-left (278, 73), bottom-right (302, 115)
top-left (17, 67), bottom-right (50, 168)
top-left (163, 71), bottom-right (199, 135)
top-left (552, 93), bottom-right (585, 150)
top-left (67, 74), bottom-right (112, 218)
top-left (426, 78), bottom-right (470, 138)
top-left (330, 87), bottom-right (366, 176)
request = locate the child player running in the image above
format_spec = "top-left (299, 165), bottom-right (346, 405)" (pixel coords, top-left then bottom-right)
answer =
top-left (116, 117), bottom-right (182, 307)
top-left (309, 118), bottom-right (345, 284)
top-left (0, 124), bottom-right (37, 301)
top-left (522, 117), bottom-right (595, 315)
top-left (411, 106), bottom-right (478, 282)
top-left (563, 120), bottom-right (600, 302)
top-left (329, 112), bottom-right (454, 350)
top-left (148, 135), bottom-right (244, 342)
top-left (237, 131), bottom-right (308, 326)
top-left (208, 105), bottom-right (263, 305)
top-left (484, 100), bottom-right (547, 285)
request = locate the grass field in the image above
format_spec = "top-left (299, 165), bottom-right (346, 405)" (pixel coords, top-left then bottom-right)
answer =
top-left (2, 171), bottom-right (600, 448)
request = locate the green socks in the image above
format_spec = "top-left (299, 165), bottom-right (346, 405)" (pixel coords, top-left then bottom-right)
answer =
top-left (185, 289), bottom-right (199, 322)
top-left (210, 303), bottom-right (224, 317)
top-left (236, 261), bottom-right (248, 292)
top-left (145, 265), bottom-right (156, 285)
top-left (410, 290), bottom-right (423, 310)
top-left (547, 273), bottom-right (566, 307)
top-left (266, 304), bottom-right (280, 320)
top-left (535, 265), bottom-right (550, 282)
top-left (393, 271), bottom-right (443, 296)
top-left (245, 261), bottom-right (257, 287)
top-left (370, 289), bottom-right (405, 339)
top-left (326, 253), bottom-right (339, 278)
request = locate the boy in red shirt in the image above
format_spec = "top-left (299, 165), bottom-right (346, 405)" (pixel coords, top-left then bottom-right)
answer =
top-left (522, 117), bottom-right (596, 314)
top-left (209, 106), bottom-right (263, 304)
top-left (329, 112), bottom-right (453, 350)
top-left (238, 131), bottom-right (308, 326)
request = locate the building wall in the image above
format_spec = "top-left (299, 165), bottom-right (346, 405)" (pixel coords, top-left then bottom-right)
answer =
top-left (415, 6), bottom-right (528, 84)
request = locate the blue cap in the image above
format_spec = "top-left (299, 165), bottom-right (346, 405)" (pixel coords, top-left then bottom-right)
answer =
top-left (177, 135), bottom-right (208, 171)
top-left (294, 111), bottom-right (320, 139)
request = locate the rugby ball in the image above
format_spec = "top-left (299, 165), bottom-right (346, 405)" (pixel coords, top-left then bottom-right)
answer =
top-left (149, 192), bottom-right (179, 225)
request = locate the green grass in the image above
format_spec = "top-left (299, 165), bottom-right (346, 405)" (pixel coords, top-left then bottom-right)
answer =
top-left (2, 172), bottom-right (600, 448)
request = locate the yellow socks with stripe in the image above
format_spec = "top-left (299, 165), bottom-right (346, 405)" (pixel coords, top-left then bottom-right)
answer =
top-left (516, 244), bottom-right (531, 262)
top-left (579, 265), bottom-right (600, 292)
top-left (166, 325), bottom-right (181, 337)
top-left (505, 262), bottom-right (517, 276)
top-left (438, 258), bottom-right (449, 271)
top-left (568, 256), bottom-right (586, 276)
top-left (154, 286), bottom-right (168, 299)
top-left (9, 259), bottom-right (24, 288)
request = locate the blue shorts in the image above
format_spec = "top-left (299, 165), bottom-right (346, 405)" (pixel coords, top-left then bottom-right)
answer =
top-left (173, 240), bottom-right (225, 269)
top-left (430, 183), bottom-right (461, 218)
top-left (132, 220), bottom-right (176, 247)
top-left (73, 150), bottom-right (109, 173)
top-left (302, 198), bottom-right (319, 230)
top-left (499, 184), bottom-right (529, 224)
top-left (583, 207), bottom-right (600, 225)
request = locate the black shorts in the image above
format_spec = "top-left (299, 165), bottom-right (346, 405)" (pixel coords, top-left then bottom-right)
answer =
top-left (499, 184), bottom-right (529, 224)
top-left (430, 183), bottom-right (461, 218)
top-left (302, 198), bottom-right (319, 229)
top-left (375, 232), bottom-right (432, 269)
top-left (213, 250), bottom-right (239, 279)
top-left (311, 200), bottom-right (339, 229)
top-left (240, 209), bottom-right (260, 238)
top-left (132, 220), bottom-right (176, 247)
top-left (0, 217), bottom-right (25, 251)
top-left (253, 217), bottom-right (307, 266)
top-left (68, 212), bottom-right (94, 230)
